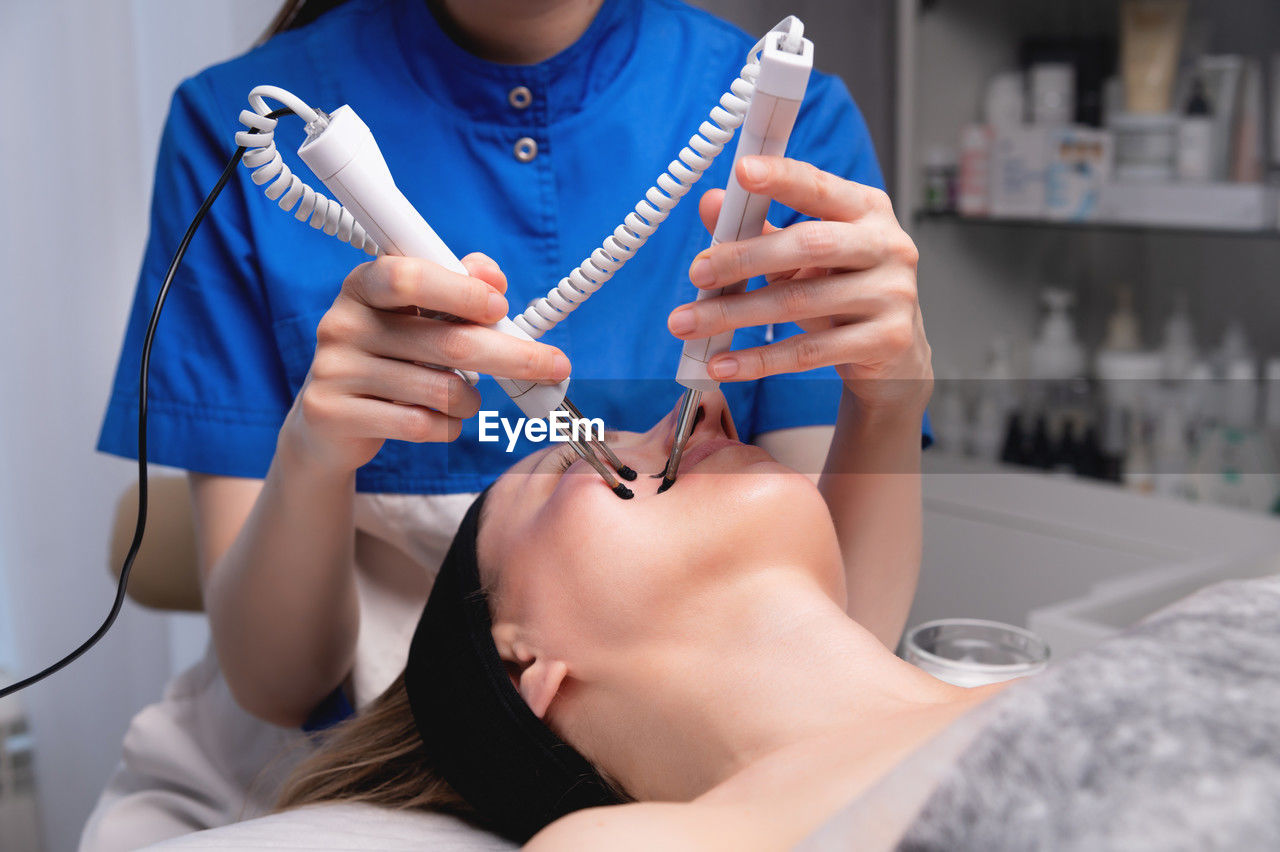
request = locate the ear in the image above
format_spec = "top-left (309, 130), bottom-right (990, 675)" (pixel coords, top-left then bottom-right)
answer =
top-left (491, 623), bottom-right (569, 719)
top-left (518, 658), bottom-right (569, 720)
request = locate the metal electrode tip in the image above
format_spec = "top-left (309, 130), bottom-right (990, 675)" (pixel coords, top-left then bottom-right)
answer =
top-left (560, 398), bottom-right (635, 480)
top-left (657, 389), bottom-right (703, 493)
top-left (568, 438), bottom-right (632, 499)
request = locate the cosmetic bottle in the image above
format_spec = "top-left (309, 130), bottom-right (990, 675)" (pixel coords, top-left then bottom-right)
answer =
top-left (1123, 410), bottom-right (1155, 495)
top-left (1030, 289), bottom-right (1085, 381)
top-left (1160, 291), bottom-right (1196, 382)
top-left (1152, 396), bottom-right (1197, 501)
top-left (1176, 75), bottom-right (1214, 181)
top-left (1194, 359), bottom-right (1277, 512)
top-left (932, 372), bottom-right (968, 456)
top-left (1000, 411), bottom-right (1027, 467)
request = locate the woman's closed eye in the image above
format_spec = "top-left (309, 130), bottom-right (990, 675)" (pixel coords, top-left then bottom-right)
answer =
top-left (552, 448), bottom-right (577, 475)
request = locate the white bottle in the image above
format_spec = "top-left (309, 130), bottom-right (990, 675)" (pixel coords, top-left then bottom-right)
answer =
top-left (1265, 358), bottom-right (1280, 445)
top-left (1029, 289), bottom-right (1085, 381)
top-left (1151, 396), bottom-right (1197, 501)
top-left (1265, 358), bottom-right (1280, 512)
top-left (970, 337), bottom-right (1016, 461)
top-left (1123, 409), bottom-right (1155, 495)
top-left (1160, 291), bottom-right (1197, 382)
top-left (1101, 285), bottom-right (1142, 353)
top-left (931, 370), bottom-right (968, 457)
top-left (957, 124), bottom-right (992, 217)
top-left (1194, 359), bottom-right (1278, 513)
top-left (1030, 63), bottom-right (1075, 126)
top-left (984, 71), bottom-right (1025, 129)
top-left (1176, 76), bottom-right (1214, 182)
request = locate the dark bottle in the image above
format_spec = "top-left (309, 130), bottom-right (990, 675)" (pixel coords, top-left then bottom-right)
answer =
top-left (1028, 414), bottom-right (1054, 469)
top-left (1000, 411), bottom-right (1026, 466)
top-left (1075, 424), bottom-right (1104, 479)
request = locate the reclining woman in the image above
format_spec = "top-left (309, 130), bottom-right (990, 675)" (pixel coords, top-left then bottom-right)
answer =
top-left (277, 393), bottom-right (1280, 850)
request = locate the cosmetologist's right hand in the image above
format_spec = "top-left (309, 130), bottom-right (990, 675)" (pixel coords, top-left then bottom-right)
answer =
top-left (280, 252), bottom-right (572, 475)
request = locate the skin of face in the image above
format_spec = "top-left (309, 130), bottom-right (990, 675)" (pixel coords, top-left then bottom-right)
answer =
top-left (478, 392), bottom-right (846, 686)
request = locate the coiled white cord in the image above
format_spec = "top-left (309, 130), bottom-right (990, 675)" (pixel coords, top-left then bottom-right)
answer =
top-left (512, 16), bottom-right (804, 339)
top-left (236, 85), bottom-right (379, 255)
top-left (233, 16), bottom-right (803, 309)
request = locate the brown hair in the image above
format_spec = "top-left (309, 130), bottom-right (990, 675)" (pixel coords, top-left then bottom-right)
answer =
top-left (275, 672), bottom-right (473, 817)
top-left (259, 0), bottom-right (354, 45)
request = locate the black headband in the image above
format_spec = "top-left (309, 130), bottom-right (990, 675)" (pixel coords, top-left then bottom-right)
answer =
top-left (404, 487), bottom-right (625, 843)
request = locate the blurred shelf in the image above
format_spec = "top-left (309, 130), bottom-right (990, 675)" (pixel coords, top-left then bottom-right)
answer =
top-left (912, 210), bottom-right (1280, 241)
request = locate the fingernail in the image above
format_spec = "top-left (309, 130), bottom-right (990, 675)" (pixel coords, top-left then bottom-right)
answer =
top-left (689, 257), bottom-right (715, 287)
top-left (668, 307), bottom-right (697, 335)
top-left (487, 292), bottom-right (507, 319)
top-left (710, 357), bottom-right (739, 379)
top-left (552, 352), bottom-right (571, 378)
top-left (740, 156), bottom-right (766, 183)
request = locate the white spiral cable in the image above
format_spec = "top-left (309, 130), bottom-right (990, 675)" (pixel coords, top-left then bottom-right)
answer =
top-left (512, 17), bottom-right (804, 339)
top-left (235, 85), bottom-right (379, 255)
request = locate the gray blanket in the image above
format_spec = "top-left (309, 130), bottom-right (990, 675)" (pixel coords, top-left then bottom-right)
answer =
top-left (900, 574), bottom-right (1280, 851)
top-left (801, 574), bottom-right (1280, 851)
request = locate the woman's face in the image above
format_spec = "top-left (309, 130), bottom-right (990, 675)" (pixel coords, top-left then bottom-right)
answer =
top-left (479, 391), bottom-right (844, 666)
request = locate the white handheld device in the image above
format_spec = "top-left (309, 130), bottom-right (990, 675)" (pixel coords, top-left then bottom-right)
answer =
top-left (296, 105), bottom-right (569, 422)
top-left (659, 20), bottom-right (813, 490)
top-left (675, 24), bottom-right (813, 392)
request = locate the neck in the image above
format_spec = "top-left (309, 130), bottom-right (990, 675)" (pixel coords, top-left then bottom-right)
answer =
top-left (563, 570), bottom-right (997, 803)
top-left (430, 0), bottom-right (604, 65)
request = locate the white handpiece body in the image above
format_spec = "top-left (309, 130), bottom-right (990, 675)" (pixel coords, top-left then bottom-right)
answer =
top-left (297, 106), bottom-right (569, 420)
top-left (675, 32), bottom-right (813, 391)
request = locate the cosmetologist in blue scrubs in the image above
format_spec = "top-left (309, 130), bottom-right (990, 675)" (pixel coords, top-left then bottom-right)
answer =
top-left (87, 0), bottom-right (930, 848)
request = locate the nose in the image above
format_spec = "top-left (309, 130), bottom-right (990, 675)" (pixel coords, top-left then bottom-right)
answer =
top-left (645, 389), bottom-right (739, 447)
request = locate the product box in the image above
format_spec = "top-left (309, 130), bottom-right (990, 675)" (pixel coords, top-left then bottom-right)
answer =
top-left (1045, 127), bottom-right (1113, 221)
top-left (988, 127), bottom-right (1049, 218)
top-left (1095, 181), bottom-right (1278, 230)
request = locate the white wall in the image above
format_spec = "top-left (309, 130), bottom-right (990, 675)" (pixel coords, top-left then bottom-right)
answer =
top-left (0, 2), bottom-right (275, 850)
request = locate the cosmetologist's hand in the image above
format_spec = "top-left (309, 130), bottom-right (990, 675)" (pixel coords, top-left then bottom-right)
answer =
top-left (281, 253), bottom-right (572, 474)
top-left (666, 155), bottom-right (932, 415)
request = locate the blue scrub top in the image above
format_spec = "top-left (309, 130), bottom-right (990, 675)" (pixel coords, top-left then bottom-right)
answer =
top-left (99, 0), bottom-right (928, 494)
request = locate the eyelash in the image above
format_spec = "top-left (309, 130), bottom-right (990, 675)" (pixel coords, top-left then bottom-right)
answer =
top-left (554, 450), bottom-right (576, 474)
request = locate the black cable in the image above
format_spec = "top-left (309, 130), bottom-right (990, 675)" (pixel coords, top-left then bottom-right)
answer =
top-left (0, 108), bottom-right (295, 700)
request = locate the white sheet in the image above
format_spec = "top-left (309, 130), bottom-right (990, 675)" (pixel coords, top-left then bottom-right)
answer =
top-left (140, 803), bottom-right (518, 851)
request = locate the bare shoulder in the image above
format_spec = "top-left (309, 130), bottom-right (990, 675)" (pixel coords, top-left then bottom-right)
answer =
top-left (525, 801), bottom-right (750, 851)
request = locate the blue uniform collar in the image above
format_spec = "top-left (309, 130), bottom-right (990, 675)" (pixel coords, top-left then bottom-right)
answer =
top-left (389, 0), bottom-right (640, 126)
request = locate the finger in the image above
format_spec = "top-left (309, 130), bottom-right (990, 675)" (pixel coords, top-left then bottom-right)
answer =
top-left (696, 188), bottom-right (782, 238)
top-left (357, 312), bottom-right (572, 383)
top-left (688, 219), bottom-right (890, 290)
top-left (313, 394), bottom-right (464, 443)
top-left (706, 323), bottom-right (883, 382)
top-left (318, 351), bottom-right (483, 419)
top-left (736, 156), bottom-right (889, 223)
top-left (461, 251), bottom-right (509, 296)
top-left (346, 255), bottom-right (509, 324)
top-left (668, 272), bottom-right (880, 339)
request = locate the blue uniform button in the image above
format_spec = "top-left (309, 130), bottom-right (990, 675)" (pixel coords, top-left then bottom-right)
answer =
top-left (508, 86), bottom-right (532, 109)
top-left (513, 137), bottom-right (538, 162)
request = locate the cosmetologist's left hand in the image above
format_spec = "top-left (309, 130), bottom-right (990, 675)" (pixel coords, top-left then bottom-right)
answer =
top-left (667, 155), bottom-right (932, 415)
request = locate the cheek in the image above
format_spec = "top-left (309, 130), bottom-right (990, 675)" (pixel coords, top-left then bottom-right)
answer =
top-left (700, 467), bottom-right (844, 589)
top-left (516, 482), bottom-right (663, 644)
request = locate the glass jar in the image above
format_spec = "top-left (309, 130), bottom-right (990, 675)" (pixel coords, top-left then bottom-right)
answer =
top-left (902, 618), bottom-right (1050, 687)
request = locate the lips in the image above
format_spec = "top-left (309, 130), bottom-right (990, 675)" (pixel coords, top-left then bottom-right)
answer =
top-left (680, 437), bottom-right (741, 471)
